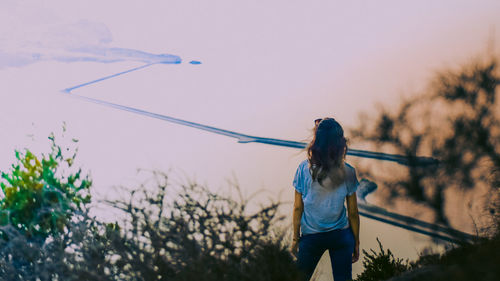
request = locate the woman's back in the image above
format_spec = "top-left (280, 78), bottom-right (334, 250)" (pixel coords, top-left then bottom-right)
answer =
top-left (293, 160), bottom-right (358, 235)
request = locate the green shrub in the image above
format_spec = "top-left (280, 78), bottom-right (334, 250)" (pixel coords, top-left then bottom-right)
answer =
top-left (0, 133), bottom-right (91, 239)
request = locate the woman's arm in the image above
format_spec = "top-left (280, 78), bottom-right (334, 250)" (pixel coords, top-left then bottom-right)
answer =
top-left (346, 193), bottom-right (360, 262)
top-left (291, 190), bottom-right (304, 255)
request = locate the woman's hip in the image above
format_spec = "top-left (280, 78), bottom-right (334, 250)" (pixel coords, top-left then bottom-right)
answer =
top-left (300, 227), bottom-right (354, 249)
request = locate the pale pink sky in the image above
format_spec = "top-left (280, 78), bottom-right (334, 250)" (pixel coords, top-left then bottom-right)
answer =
top-left (1, 0), bottom-right (499, 278)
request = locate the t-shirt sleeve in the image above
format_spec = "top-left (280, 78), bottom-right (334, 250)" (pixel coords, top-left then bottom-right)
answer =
top-left (293, 162), bottom-right (306, 194)
top-left (347, 167), bottom-right (359, 196)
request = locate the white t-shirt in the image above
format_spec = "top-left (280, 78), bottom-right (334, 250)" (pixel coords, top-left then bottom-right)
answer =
top-left (293, 160), bottom-right (358, 235)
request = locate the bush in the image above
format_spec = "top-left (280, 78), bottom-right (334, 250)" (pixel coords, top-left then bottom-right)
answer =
top-left (0, 133), bottom-right (91, 239)
top-left (386, 233), bottom-right (500, 281)
top-left (0, 168), bottom-right (300, 281)
top-left (355, 238), bottom-right (410, 281)
top-left (97, 172), bottom-right (301, 281)
top-left (355, 226), bottom-right (500, 281)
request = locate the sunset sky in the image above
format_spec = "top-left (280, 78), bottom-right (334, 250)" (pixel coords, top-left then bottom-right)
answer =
top-left (1, 1), bottom-right (499, 278)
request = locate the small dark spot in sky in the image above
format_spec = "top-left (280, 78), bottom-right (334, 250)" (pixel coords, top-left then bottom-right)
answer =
top-left (189, 60), bottom-right (202, 65)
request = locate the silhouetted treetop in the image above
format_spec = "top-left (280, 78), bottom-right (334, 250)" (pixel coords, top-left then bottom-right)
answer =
top-left (350, 57), bottom-right (500, 229)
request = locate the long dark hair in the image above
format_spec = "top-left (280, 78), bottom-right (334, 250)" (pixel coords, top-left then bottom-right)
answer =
top-left (307, 118), bottom-right (347, 185)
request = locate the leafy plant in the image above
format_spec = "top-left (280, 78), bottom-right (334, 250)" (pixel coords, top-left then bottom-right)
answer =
top-left (386, 230), bottom-right (500, 281)
top-left (355, 238), bottom-right (410, 281)
top-left (97, 171), bottom-right (301, 281)
top-left (0, 133), bottom-right (91, 238)
top-left (0, 169), bottom-right (300, 281)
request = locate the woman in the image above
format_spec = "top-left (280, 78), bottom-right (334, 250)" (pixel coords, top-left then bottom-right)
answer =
top-left (291, 118), bottom-right (360, 281)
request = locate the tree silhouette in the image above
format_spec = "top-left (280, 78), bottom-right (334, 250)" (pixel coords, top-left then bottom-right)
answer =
top-left (350, 57), bottom-right (500, 230)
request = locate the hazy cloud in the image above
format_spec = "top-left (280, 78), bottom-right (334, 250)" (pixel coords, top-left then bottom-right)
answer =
top-left (0, 19), bottom-right (181, 69)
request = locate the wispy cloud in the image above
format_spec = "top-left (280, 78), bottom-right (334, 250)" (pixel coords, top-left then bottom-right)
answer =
top-left (0, 19), bottom-right (183, 69)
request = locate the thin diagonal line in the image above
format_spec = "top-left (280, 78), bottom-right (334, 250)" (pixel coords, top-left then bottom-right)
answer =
top-left (63, 63), bottom-right (157, 93)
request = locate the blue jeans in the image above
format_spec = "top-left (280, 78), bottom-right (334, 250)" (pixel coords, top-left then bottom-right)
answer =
top-left (297, 227), bottom-right (355, 281)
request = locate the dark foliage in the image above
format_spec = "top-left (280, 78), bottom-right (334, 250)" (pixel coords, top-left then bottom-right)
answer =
top-left (386, 231), bottom-right (500, 281)
top-left (350, 58), bottom-right (500, 228)
top-left (96, 172), bottom-right (301, 281)
top-left (0, 172), bottom-right (301, 281)
top-left (354, 238), bottom-right (410, 281)
top-left (355, 229), bottom-right (500, 281)
top-left (0, 211), bottom-right (114, 281)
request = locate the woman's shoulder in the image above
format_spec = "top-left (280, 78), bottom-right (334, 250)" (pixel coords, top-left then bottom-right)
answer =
top-left (343, 162), bottom-right (357, 179)
top-left (343, 162), bottom-right (359, 186)
top-left (297, 159), bottom-right (312, 177)
top-left (293, 159), bottom-right (312, 194)
top-left (298, 159), bottom-right (309, 169)
top-left (344, 162), bottom-right (356, 172)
